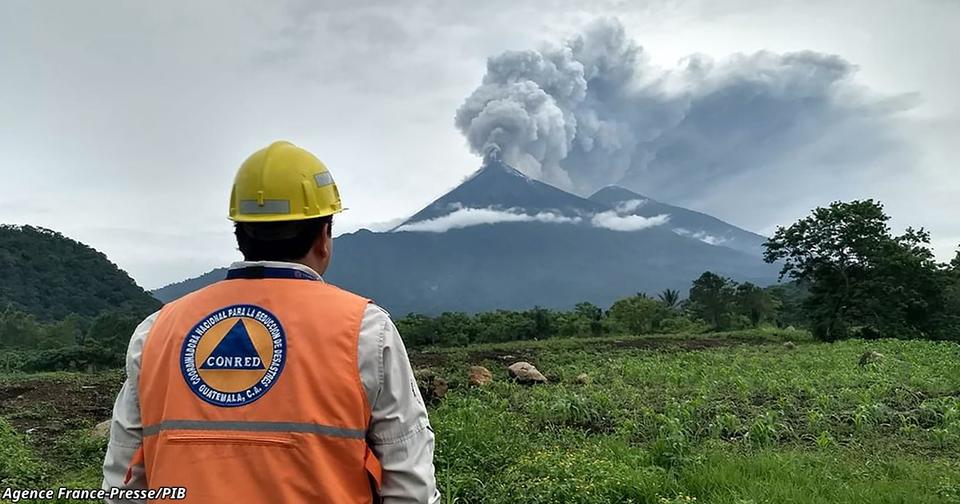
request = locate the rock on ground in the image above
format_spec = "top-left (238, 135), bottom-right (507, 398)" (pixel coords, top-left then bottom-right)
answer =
top-left (92, 419), bottom-right (111, 438)
top-left (468, 366), bottom-right (493, 386)
top-left (859, 350), bottom-right (884, 367)
top-left (415, 370), bottom-right (449, 402)
top-left (507, 361), bottom-right (547, 384)
top-left (574, 373), bottom-right (591, 385)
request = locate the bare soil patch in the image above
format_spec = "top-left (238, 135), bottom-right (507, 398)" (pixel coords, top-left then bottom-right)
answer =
top-left (0, 373), bottom-right (122, 455)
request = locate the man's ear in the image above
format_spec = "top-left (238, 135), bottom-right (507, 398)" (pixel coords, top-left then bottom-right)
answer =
top-left (312, 223), bottom-right (332, 258)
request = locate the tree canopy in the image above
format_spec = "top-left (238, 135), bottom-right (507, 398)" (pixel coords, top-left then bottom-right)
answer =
top-left (763, 200), bottom-right (955, 340)
top-left (0, 225), bottom-right (160, 321)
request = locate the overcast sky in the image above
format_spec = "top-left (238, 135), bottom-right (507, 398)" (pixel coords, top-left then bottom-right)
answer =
top-left (2, 0), bottom-right (958, 289)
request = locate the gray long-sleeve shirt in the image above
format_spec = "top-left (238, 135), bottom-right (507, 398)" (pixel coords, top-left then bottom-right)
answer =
top-left (101, 261), bottom-right (440, 503)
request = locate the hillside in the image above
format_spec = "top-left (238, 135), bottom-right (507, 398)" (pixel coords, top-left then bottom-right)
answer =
top-left (589, 186), bottom-right (769, 256)
top-left (0, 225), bottom-right (161, 320)
top-left (151, 267), bottom-right (228, 304)
top-left (325, 223), bottom-right (775, 315)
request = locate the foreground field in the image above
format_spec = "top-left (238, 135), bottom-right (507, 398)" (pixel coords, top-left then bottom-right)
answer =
top-left (2, 329), bottom-right (959, 503)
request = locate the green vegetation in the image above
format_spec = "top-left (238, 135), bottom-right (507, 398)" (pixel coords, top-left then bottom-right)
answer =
top-left (0, 225), bottom-right (160, 321)
top-left (0, 418), bottom-right (47, 487)
top-left (764, 199), bottom-right (960, 341)
top-left (2, 330), bottom-right (958, 503)
top-left (396, 280), bottom-right (778, 348)
top-left (398, 199), bottom-right (960, 349)
top-left (0, 309), bottom-right (143, 372)
top-left (426, 331), bottom-right (960, 503)
top-left (0, 225), bottom-right (158, 372)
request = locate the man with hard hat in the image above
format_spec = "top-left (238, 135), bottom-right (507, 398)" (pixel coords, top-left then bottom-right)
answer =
top-left (101, 141), bottom-right (440, 503)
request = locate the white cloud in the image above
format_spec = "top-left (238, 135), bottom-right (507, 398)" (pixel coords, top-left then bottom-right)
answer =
top-left (395, 204), bottom-right (674, 233)
top-left (591, 212), bottom-right (670, 232)
top-left (674, 228), bottom-right (729, 245)
top-left (588, 198), bottom-right (669, 231)
top-left (614, 199), bottom-right (647, 213)
top-left (393, 207), bottom-right (581, 233)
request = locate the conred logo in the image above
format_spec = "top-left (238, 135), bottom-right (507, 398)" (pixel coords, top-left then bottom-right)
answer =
top-left (180, 304), bottom-right (286, 407)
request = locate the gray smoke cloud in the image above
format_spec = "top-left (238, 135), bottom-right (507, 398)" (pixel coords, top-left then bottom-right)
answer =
top-left (455, 18), bottom-right (911, 201)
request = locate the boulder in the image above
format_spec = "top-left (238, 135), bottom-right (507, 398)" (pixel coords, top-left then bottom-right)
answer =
top-left (468, 366), bottom-right (493, 386)
top-left (783, 341), bottom-right (796, 350)
top-left (507, 361), bottom-right (547, 384)
top-left (415, 370), bottom-right (448, 402)
top-left (92, 419), bottom-right (112, 438)
top-left (858, 350), bottom-right (884, 367)
top-left (429, 376), bottom-right (448, 400)
top-left (574, 373), bottom-right (591, 385)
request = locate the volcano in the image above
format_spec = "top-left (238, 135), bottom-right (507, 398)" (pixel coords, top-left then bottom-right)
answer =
top-left (397, 154), bottom-right (609, 225)
top-left (153, 157), bottom-right (778, 314)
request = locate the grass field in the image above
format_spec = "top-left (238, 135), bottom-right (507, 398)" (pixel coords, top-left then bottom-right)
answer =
top-left (2, 329), bottom-right (959, 503)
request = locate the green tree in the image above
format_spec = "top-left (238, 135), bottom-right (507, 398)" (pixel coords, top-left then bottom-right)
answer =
top-left (735, 282), bottom-right (779, 327)
top-left (0, 306), bottom-right (43, 349)
top-left (573, 302), bottom-right (605, 336)
top-left (84, 312), bottom-right (140, 368)
top-left (943, 248), bottom-right (960, 333)
top-left (574, 302), bottom-right (602, 322)
top-left (396, 313), bottom-right (439, 347)
top-left (41, 314), bottom-right (86, 349)
top-left (658, 289), bottom-right (681, 309)
top-left (763, 200), bottom-right (948, 340)
top-left (765, 282), bottom-right (809, 328)
top-left (609, 296), bottom-right (669, 335)
top-left (434, 312), bottom-right (474, 346)
top-left (527, 306), bottom-right (556, 339)
top-left (687, 272), bottom-right (738, 331)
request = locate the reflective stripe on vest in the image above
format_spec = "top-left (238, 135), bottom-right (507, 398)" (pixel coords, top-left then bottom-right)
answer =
top-left (137, 267), bottom-right (380, 503)
top-left (142, 419), bottom-right (365, 439)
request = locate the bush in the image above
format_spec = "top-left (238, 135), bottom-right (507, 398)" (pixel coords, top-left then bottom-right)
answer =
top-left (608, 296), bottom-right (670, 335)
top-left (23, 346), bottom-right (119, 373)
top-left (659, 316), bottom-right (707, 334)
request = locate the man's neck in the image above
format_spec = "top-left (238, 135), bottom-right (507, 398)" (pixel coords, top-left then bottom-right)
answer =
top-left (232, 260), bottom-right (324, 280)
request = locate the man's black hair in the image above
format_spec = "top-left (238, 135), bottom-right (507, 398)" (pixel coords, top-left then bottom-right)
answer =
top-left (235, 215), bottom-right (332, 262)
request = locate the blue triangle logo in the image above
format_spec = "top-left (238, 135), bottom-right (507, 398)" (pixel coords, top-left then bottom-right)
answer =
top-left (200, 320), bottom-right (265, 370)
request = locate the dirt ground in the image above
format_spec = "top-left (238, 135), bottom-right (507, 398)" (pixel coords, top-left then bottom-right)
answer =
top-left (0, 335), bottom-right (763, 458)
top-left (0, 372), bottom-right (122, 457)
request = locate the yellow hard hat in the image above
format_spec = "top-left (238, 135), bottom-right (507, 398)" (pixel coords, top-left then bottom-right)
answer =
top-left (229, 141), bottom-right (343, 222)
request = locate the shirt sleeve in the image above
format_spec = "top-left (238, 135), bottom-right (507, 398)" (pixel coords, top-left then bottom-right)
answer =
top-left (358, 304), bottom-right (440, 504)
top-left (102, 311), bottom-right (159, 503)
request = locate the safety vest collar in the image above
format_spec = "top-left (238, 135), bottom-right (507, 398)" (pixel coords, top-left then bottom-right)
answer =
top-left (226, 261), bottom-right (323, 281)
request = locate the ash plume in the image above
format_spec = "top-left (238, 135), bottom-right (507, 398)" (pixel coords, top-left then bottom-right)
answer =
top-left (455, 18), bottom-right (910, 201)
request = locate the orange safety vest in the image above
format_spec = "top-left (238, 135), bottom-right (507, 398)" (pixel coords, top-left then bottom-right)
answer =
top-left (133, 265), bottom-right (382, 503)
